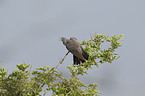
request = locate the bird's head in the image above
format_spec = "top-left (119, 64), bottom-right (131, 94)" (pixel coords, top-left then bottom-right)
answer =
top-left (60, 37), bottom-right (68, 45)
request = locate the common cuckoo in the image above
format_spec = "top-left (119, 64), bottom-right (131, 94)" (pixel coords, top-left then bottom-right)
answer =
top-left (61, 37), bottom-right (89, 65)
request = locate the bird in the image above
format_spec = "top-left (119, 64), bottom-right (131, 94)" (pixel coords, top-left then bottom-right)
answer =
top-left (61, 37), bottom-right (89, 65)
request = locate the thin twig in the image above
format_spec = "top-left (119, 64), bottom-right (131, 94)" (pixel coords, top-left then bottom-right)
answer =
top-left (73, 74), bottom-right (79, 79)
top-left (97, 54), bottom-right (120, 64)
top-left (56, 51), bottom-right (70, 69)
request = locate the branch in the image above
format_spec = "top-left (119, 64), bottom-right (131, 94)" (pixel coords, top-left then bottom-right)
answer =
top-left (38, 52), bottom-right (70, 93)
top-left (56, 51), bottom-right (70, 69)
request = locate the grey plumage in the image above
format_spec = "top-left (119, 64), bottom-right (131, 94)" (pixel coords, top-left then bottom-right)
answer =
top-left (61, 37), bottom-right (89, 65)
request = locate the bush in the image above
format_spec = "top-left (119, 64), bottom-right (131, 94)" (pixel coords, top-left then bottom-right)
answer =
top-left (0, 34), bottom-right (123, 96)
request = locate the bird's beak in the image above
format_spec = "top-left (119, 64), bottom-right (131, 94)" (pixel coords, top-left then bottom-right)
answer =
top-left (59, 37), bottom-right (63, 41)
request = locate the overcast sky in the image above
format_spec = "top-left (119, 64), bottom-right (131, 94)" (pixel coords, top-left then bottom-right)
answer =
top-left (0, 0), bottom-right (145, 96)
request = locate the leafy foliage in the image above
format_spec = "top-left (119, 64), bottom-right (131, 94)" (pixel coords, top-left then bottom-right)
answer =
top-left (0, 34), bottom-right (123, 96)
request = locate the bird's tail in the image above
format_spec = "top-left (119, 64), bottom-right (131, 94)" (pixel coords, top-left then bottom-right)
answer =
top-left (73, 50), bottom-right (89, 65)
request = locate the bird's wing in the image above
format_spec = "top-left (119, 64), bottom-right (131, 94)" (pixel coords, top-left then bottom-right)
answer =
top-left (81, 46), bottom-right (89, 60)
top-left (66, 42), bottom-right (85, 60)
